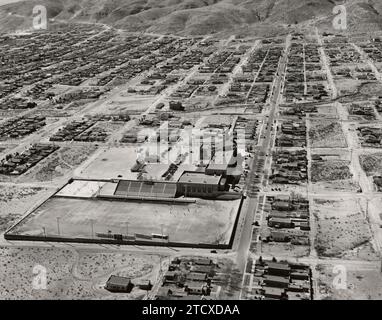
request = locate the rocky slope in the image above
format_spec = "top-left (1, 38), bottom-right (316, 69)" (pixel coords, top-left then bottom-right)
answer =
top-left (0, 0), bottom-right (381, 36)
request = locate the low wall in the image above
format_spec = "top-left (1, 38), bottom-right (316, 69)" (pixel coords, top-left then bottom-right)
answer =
top-left (3, 233), bottom-right (231, 250)
top-left (96, 195), bottom-right (196, 204)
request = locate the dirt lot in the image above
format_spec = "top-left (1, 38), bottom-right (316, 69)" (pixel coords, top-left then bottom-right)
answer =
top-left (311, 160), bottom-right (353, 183)
top-left (98, 95), bottom-right (157, 114)
top-left (311, 151), bottom-right (359, 192)
top-left (77, 146), bottom-right (139, 180)
top-left (316, 263), bottom-right (382, 300)
top-left (0, 144), bottom-right (15, 156)
top-left (309, 119), bottom-right (347, 148)
top-left (337, 81), bottom-right (382, 103)
top-left (0, 246), bottom-right (161, 300)
top-left (313, 198), bottom-right (377, 260)
top-left (258, 243), bottom-right (310, 259)
top-left (311, 179), bottom-right (360, 192)
top-left (9, 197), bottom-right (240, 246)
top-left (0, 185), bottom-right (53, 233)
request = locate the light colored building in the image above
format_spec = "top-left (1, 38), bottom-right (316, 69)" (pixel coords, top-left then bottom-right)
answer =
top-left (177, 172), bottom-right (225, 198)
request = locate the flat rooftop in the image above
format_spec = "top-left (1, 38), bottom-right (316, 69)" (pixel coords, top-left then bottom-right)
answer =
top-left (178, 172), bottom-right (222, 185)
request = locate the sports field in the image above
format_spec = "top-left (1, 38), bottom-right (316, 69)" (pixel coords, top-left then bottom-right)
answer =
top-left (8, 196), bottom-right (240, 246)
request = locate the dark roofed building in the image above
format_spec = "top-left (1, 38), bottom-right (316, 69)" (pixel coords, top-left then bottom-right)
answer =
top-left (190, 265), bottom-right (214, 274)
top-left (267, 262), bottom-right (291, 276)
top-left (272, 200), bottom-right (291, 211)
top-left (105, 275), bottom-right (134, 293)
top-left (268, 217), bottom-right (294, 228)
top-left (187, 272), bottom-right (208, 282)
top-left (194, 258), bottom-right (213, 266)
top-left (264, 275), bottom-right (290, 288)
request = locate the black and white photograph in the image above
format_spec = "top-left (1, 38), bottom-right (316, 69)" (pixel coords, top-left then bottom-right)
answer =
top-left (0, 0), bottom-right (381, 306)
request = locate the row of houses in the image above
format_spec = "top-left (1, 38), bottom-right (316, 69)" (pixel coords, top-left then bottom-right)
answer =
top-left (375, 99), bottom-right (382, 115)
top-left (0, 97), bottom-right (37, 110)
top-left (256, 47), bottom-right (283, 83)
top-left (0, 144), bottom-right (59, 175)
top-left (357, 126), bottom-right (382, 147)
top-left (251, 258), bottom-right (312, 300)
top-left (259, 195), bottom-right (310, 246)
top-left (2, 26), bottom-right (128, 100)
top-left (0, 116), bottom-right (46, 140)
top-left (222, 46), bottom-right (279, 108)
top-left (373, 176), bottom-right (382, 192)
top-left (49, 120), bottom-right (96, 142)
top-left (359, 41), bottom-right (382, 67)
top-left (276, 120), bottom-right (307, 147)
top-left (270, 150), bottom-right (308, 185)
top-left (349, 104), bottom-right (377, 120)
top-left (85, 113), bottom-right (131, 122)
top-left (5, 28), bottom-right (208, 103)
top-left (266, 195), bottom-right (310, 233)
top-left (156, 257), bottom-right (221, 300)
top-left (325, 42), bottom-right (361, 67)
top-left (280, 104), bottom-right (318, 116)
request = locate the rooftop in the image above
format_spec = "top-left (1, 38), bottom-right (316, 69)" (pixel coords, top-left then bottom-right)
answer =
top-left (106, 275), bottom-right (131, 286)
top-left (178, 172), bottom-right (222, 185)
top-left (267, 262), bottom-right (291, 271)
top-left (264, 275), bottom-right (290, 284)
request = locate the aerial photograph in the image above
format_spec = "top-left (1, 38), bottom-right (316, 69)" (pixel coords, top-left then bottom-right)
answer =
top-left (0, 0), bottom-right (381, 306)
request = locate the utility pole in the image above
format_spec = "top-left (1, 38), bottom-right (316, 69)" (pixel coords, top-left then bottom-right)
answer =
top-left (42, 227), bottom-right (46, 238)
top-left (56, 217), bottom-right (60, 236)
top-left (90, 219), bottom-right (94, 239)
top-left (159, 255), bottom-right (162, 275)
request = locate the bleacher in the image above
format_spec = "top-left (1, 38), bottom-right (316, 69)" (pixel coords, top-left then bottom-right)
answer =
top-left (114, 180), bottom-right (177, 198)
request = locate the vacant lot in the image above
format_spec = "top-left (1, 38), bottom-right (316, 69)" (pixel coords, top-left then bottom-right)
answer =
top-left (313, 198), bottom-right (377, 259)
top-left (257, 242), bottom-right (310, 259)
top-left (96, 95), bottom-right (157, 114)
top-left (0, 186), bottom-right (52, 233)
top-left (311, 160), bottom-right (353, 182)
top-left (309, 120), bottom-right (347, 148)
top-left (0, 246), bottom-right (160, 300)
top-left (77, 146), bottom-right (139, 180)
top-left (316, 263), bottom-right (382, 300)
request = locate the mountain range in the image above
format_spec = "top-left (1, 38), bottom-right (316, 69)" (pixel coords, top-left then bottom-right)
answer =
top-left (0, 0), bottom-right (382, 36)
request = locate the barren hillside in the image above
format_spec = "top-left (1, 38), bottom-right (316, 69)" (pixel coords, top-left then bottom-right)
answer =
top-left (0, 0), bottom-right (382, 36)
